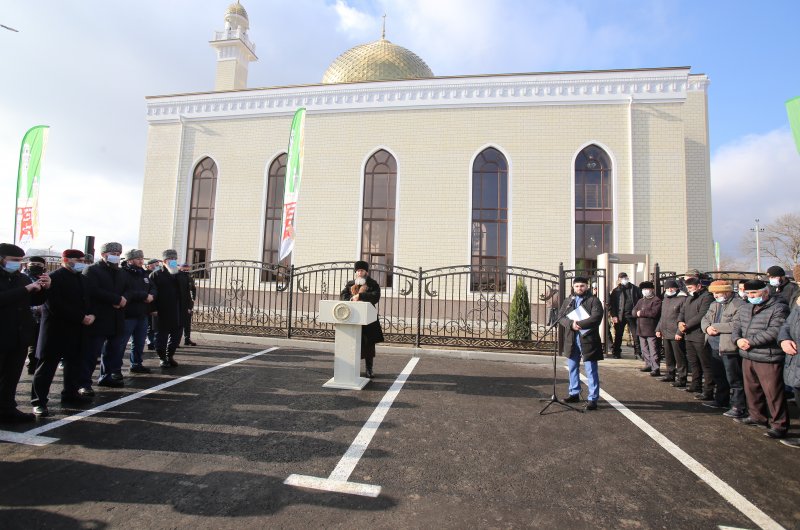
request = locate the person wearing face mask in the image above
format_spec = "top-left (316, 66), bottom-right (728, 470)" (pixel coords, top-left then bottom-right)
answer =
top-left (766, 265), bottom-right (798, 308)
top-left (24, 256), bottom-right (48, 375)
top-left (0, 243), bottom-right (50, 423)
top-left (149, 249), bottom-right (193, 368)
top-left (731, 280), bottom-right (790, 439)
top-left (609, 272), bottom-right (642, 360)
top-left (777, 292), bottom-right (800, 448)
top-left (656, 280), bottom-right (687, 385)
top-left (737, 280), bottom-right (748, 301)
top-left (120, 249), bottom-right (157, 374)
top-left (145, 258), bottom-right (161, 350)
top-left (632, 281), bottom-right (662, 376)
top-left (700, 280), bottom-right (746, 417)
top-left (31, 250), bottom-right (95, 415)
top-left (80, 242), bottom-right (128, 392)
top-left (678, 277), bottom-right (715, 399)
top-left (340, 261), bottom-right (384, 378)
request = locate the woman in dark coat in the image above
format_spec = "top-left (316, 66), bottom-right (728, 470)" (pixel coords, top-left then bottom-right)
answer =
top-left (340, 260), bottom-right (384, 378)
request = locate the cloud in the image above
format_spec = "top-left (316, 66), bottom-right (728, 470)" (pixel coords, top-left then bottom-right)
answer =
top-left (333, 0), bottom-right (379, 37)
top-left (710, 127), bottom-right (800, 259)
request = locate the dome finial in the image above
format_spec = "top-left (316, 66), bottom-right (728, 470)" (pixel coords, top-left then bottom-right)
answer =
top-left (381, 13), bottom-right (386, 40)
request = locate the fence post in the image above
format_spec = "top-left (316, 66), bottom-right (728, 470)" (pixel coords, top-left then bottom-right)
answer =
top-left (654, 263), bottom-right (661, 296)
top-left (415, 267), bottom-right (423, 348)
top-left (287, 264), bottom-right (295, 339)
top-left (557, 262), bottom-right (565, 353)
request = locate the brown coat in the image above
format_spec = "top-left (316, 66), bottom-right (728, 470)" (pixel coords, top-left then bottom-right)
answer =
top-left (633, 296), bottom-right (662, 337)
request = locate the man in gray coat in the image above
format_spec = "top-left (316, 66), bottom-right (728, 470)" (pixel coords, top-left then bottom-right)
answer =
top-left (778, 296), bottom-right (800, 447)
top-left (731, 279), bottom-right (790, 439)
top-left (679, 277), bottom-right (714, 399)
top-left (656, 280), bottom-right (687, 385)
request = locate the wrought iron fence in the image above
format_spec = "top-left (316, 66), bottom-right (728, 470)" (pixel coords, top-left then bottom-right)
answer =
top-left (653, 264), bottom-right (766, 295)
top-left (187, 260), bottom-right (577, 352)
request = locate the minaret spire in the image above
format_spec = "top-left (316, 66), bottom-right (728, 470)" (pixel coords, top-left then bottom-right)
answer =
top-left (381, 13), bottom-right (386, 40)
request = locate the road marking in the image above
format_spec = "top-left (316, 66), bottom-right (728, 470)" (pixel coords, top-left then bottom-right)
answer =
top-left (576, 371), bottom-right (785, 530)
top-left (285, 356), bottom-right (420, 498)
top-left (5, 347), bottom-right (280, 446)
top-left (0, 430), bottom-right (58, 446)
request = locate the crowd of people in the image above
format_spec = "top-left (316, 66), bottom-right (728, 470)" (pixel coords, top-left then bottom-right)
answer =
top-left (0, 242), bottom-right (197, 422)
top-left (607, 266), bottom-right (800, 447)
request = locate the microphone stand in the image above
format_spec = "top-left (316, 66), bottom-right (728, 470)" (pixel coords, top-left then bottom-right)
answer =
top-left (533, 294), bottom-right (584, 415)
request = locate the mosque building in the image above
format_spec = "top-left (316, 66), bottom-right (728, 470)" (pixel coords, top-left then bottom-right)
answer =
top-left (138, 1), bottom-right (713, 287)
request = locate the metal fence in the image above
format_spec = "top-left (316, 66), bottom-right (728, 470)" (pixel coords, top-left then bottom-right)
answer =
top-left (187, 260), bottom-right (588, 352)
top-left (652, 264), bottom-right (766, 295)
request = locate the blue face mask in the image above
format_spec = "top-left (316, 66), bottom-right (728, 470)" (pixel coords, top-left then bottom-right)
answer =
top-left (106, 254), bottom-right (121, 265)
top-left (73, 262), bottom-right (86, 273)
top-left (3, 260), bottom-right (21, 273)
top-left (748, 296), bottom-right (763, 305)
top-left (714, 296), bottom-right (727, 303)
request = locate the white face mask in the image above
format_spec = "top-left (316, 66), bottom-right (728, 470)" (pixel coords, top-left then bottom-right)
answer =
top-left (106, 254), bottom-right (121, 265)
top-left (769, 278), bottom-right (780, 287)
top-left (665, 290), bottom-right (678, 297)
top-left (714, 295), bottom-right (728, 303)
top-left (355, 277), bottom-right (366, 286)
top-left (642, 289), bottom-right (653, 297)
top-left (738, 290), bottom-right (747, 299)
top-left (620, 279), bottom-right (629, 286)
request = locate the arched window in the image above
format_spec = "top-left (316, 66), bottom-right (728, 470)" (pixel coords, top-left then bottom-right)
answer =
top-left (262, 153), bottom-right (290, 280)
top-left (575, 145), bottom-right (613, 271)
top-left (186, 157), bottom-right (218, 268)
top-left (361, 149), bottom-right (397, 288)
top-left (471, 147), bottom-right (508, 292)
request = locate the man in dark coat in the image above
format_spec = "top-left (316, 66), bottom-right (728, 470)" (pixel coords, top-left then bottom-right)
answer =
top-left (767, 265), bottom-right (799, 307)
top-left (179, 262), bottom-right (197, 346)
top-left (145, 258), bottom-right (160, 350)
top-left (121, 249), bottom-right (156, 374)
top-left (24, 256), bottom-right (47, 374)
top-left (30, 250), bottom-right (94, 415)
top-left (0, 243), bottom-right (49, 423)
top-left (678, 277), bottom-right (714, 398)
top-left (558, 276), bottom-right (604, 410)
top-left (778, 295), bottom-right (800, 447)
top-left (609, 272), bottom-right (642, 359)
top-left (150, 249), bottom-right (193, 367)
top-left (633, 281), bottom-right (662, 375)
top-left (81, 242), bottom-right (128, 390)
top-left (655, 280), bottom-right (687, 385)
top-left (340, 260), bottom-right (384, 378)
top-left (732, 280), bottom-right (790, 439)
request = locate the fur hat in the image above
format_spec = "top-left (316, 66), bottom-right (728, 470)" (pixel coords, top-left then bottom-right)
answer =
top-left (62, 249), bottom-right (85, 259)
top-left (147, 258), bottom-right (160, 266)
top-left (708, 280), bottom-right (733, 293)
top-left (125, 249), bottom-right (144, 260)
top-left (162, 249), bottom-right (178, 260)
top-left (100, 242), bottom-right (122, 254)
top-left (354, 260), bottom-right (369, 272)
top-left (0, 243), bottom-right (25, 258)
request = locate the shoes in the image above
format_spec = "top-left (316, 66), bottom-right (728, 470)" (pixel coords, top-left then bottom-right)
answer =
top-left (0, 408), bottom-right (36, 423)
top-left (634, 354), bottom-right (643, 360)
top-left (585, 400), bottom-right (598, 411)
top-left (184, 339), bottom-right (197, 346)
top-left (685, 387), bottom-right (702, 393)
top-left (27, 365), bottom-right (36, 375)
top-left (98, 379), bottom-right (124, 388)
top-left (61, 393), bottom-right (92, 404)
top-left (649, 370), bottom-right (661, 377)
top-left (735, 416), bottom-right (767, 428)
top-left (702, 402), bottom-right (728, 410)
top-left (611, 354), bottom-right (621, 359)
top-left (130, 365), bottom-right (151, 374)
top-left (779, 438), bottom-right (800, 448)
top-left (723, 408), bottom-right (748, 419)
top-left (78, 387), bottom-right (95, 397)
top-left (660, 376), bottom-right (676, 383)
top-left (110, 371), bottom-right (124, 382)
top-left (765, 428), bottom-right (787, 439)
top-left (32, 405), bottom-right (49, 417)
top-left (639, 367), bottom-right (652, 373)
top-left (694, 393), bottom-right (714, 401)
top-left (564, 394), bottom-right (581, 403)
top-left (147, 343), bottom-right (156, 351)
top-left (168, 356), bottom-right (179, 367)
top-left (671, 380), bottom-right (687, 388)
top-left (366, 368), bottom-right (374, 378)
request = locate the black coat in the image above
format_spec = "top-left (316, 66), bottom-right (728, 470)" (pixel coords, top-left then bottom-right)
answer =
top-left (150, 269), bottom-right (193, 332)
top-left (769, 279), bottom-right (799, 308)
top-left (655, 295), bottom-right (686, 339)
top-left (609, 284), bottom-right (641, 318)
top-left (558, 293), bottom-right (605, 361)
top-left (0, 268), bottom-right (47, 351)
top-left (122, 264), bottom-right (157, 319)
top-left (681, 289), bottom-right (714, 343)
top-left (82, 261), bottom-right (126, 337)
top-left (37, 267), bottom-right (88, 358)
top-left (340, 276), bottom-right (384, 345)
top-left (732, 297), bottom-right (789, 363)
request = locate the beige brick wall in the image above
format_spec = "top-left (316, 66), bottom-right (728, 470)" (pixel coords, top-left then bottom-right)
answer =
top-left (683, 90), bottom-right (714, 270)
top-left (139, 122), bottom-right (182, 259)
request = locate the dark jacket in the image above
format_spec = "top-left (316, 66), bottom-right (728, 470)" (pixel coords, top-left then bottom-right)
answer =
top-left (731, 296), bottom-right (789, 363)
top-left (122, 264), bottom-right (157, 319)
top-left (656, 294), bottom-right (686, 339)
top-left (558, 293), bottom-right (605, 362)
top-left (609, 283), bottom-right (641, 319)
top-left (701, 296), bottom-right (745, 354)
top-left (778, 307), bottom-right (800, 387)
top-left (82, 261), bottom-right (126, 337)
top-left (340, 276), bottom-right (384, 345)
top-left (681, 289), bottom-right (714, 343)
top-left (150, 269), bottom-right (192, 332)
top-left (37, 267), bottom-right (89, 357)
top-left (0, 268), bottom-right (47, 351)
top-left (632, 295), bottom-right (661, 337)
top-left (769, 278), bottom-right (799, 308)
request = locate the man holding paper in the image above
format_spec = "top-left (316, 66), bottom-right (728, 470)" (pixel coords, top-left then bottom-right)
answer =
top-left (559, 276), bottom-right (605, 410)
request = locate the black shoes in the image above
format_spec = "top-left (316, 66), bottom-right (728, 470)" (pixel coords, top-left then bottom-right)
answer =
top-left (611, 354), bottom-right (621, 359)
top-left (585, 400), bottom-right (598, 411)
top-left (130, 365), bottom-right (151, 374)
top-left (61, 393), bottom-right (92, 404)
top-left (0, 408), bottom-right (36, 423)
top-left (168, 356), bottom-right (179, 367)
top-left (147, 343), bottom-right (156, 351)
top-left (98, 379), bottom-right (124, 388)
top-left (32, 405), bottom-right (49, 417)
top-left (702, 402), bottom-right (728, 410)
top-left (78, 387), bottom-right (95, 397)
top-left (649, 370), bottom-right (661, 377)
top-left (184, 339), bottom-right (197, 346)
top-left (765, 428), bottom-right (787, 439)
top-left (639, 367), bottom-right (652, 373)
top-left (735, 416), bottom-right (767, 428)
top-left (671, 380), bottom-right (687, 388)
top-left (723, 407), bottom-right (747, 419)
top-left (694, 393), bottom-right (714, 401)
top-left (660, 375), bottom-right (676, 383)
top-left (366, 369), bottom-right (374, 378)
top-left (564, 394), bottom-right (581, 403)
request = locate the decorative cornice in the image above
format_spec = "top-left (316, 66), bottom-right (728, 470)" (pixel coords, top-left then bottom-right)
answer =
top-left (146, 68), bottom-right (698, 123)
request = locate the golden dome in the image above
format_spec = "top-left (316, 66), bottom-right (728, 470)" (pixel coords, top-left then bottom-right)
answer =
top-left (322, 38), bottom-right (433, 84)
top-left (225, 1), bottom-right (248, 20)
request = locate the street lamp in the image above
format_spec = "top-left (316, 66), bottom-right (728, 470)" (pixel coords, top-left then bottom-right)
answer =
top-left (750, 219), bottom-right (765, 273)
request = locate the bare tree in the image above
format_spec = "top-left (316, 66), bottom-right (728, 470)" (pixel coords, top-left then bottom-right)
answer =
top-left (740, 213), bottom-right (800, 271)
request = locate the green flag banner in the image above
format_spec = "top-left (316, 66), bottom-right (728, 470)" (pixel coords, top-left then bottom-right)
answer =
top-left (279, 108), bottom-right (306, 261)
top-left (15, 125), bottom-right (49, 249)
top-left (787, 96), bottom-right (800, 154)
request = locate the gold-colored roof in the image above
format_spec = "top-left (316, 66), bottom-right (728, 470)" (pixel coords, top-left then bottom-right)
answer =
top-left (225, 1), bottom-right (248, 20)
top-left (322, 38), bottom-right (433, 84)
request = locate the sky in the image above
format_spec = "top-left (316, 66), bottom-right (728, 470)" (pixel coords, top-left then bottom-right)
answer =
top-left (1, 0), bottom-right (798, 265)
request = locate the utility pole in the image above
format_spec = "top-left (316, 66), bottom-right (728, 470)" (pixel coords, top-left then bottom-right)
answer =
top-left (69, 229), bottom-right (75, 249)
top-left (750, 218), bottom-right (765, 273)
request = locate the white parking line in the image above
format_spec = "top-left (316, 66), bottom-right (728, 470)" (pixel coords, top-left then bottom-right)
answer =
top-left (1, 347), bottom-right (279, 446)
top-left (578, 372), bottom-right (785, 530)
top-left (285, 356), bottom-right (420, 498)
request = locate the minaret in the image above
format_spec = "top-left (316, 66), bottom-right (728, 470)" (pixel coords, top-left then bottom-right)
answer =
top-left (209, 1), bottom-right (258, 91)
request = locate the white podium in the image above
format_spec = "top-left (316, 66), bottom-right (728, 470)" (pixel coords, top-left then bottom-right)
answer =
top-left (318, 300), bottom-right (377, 390)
